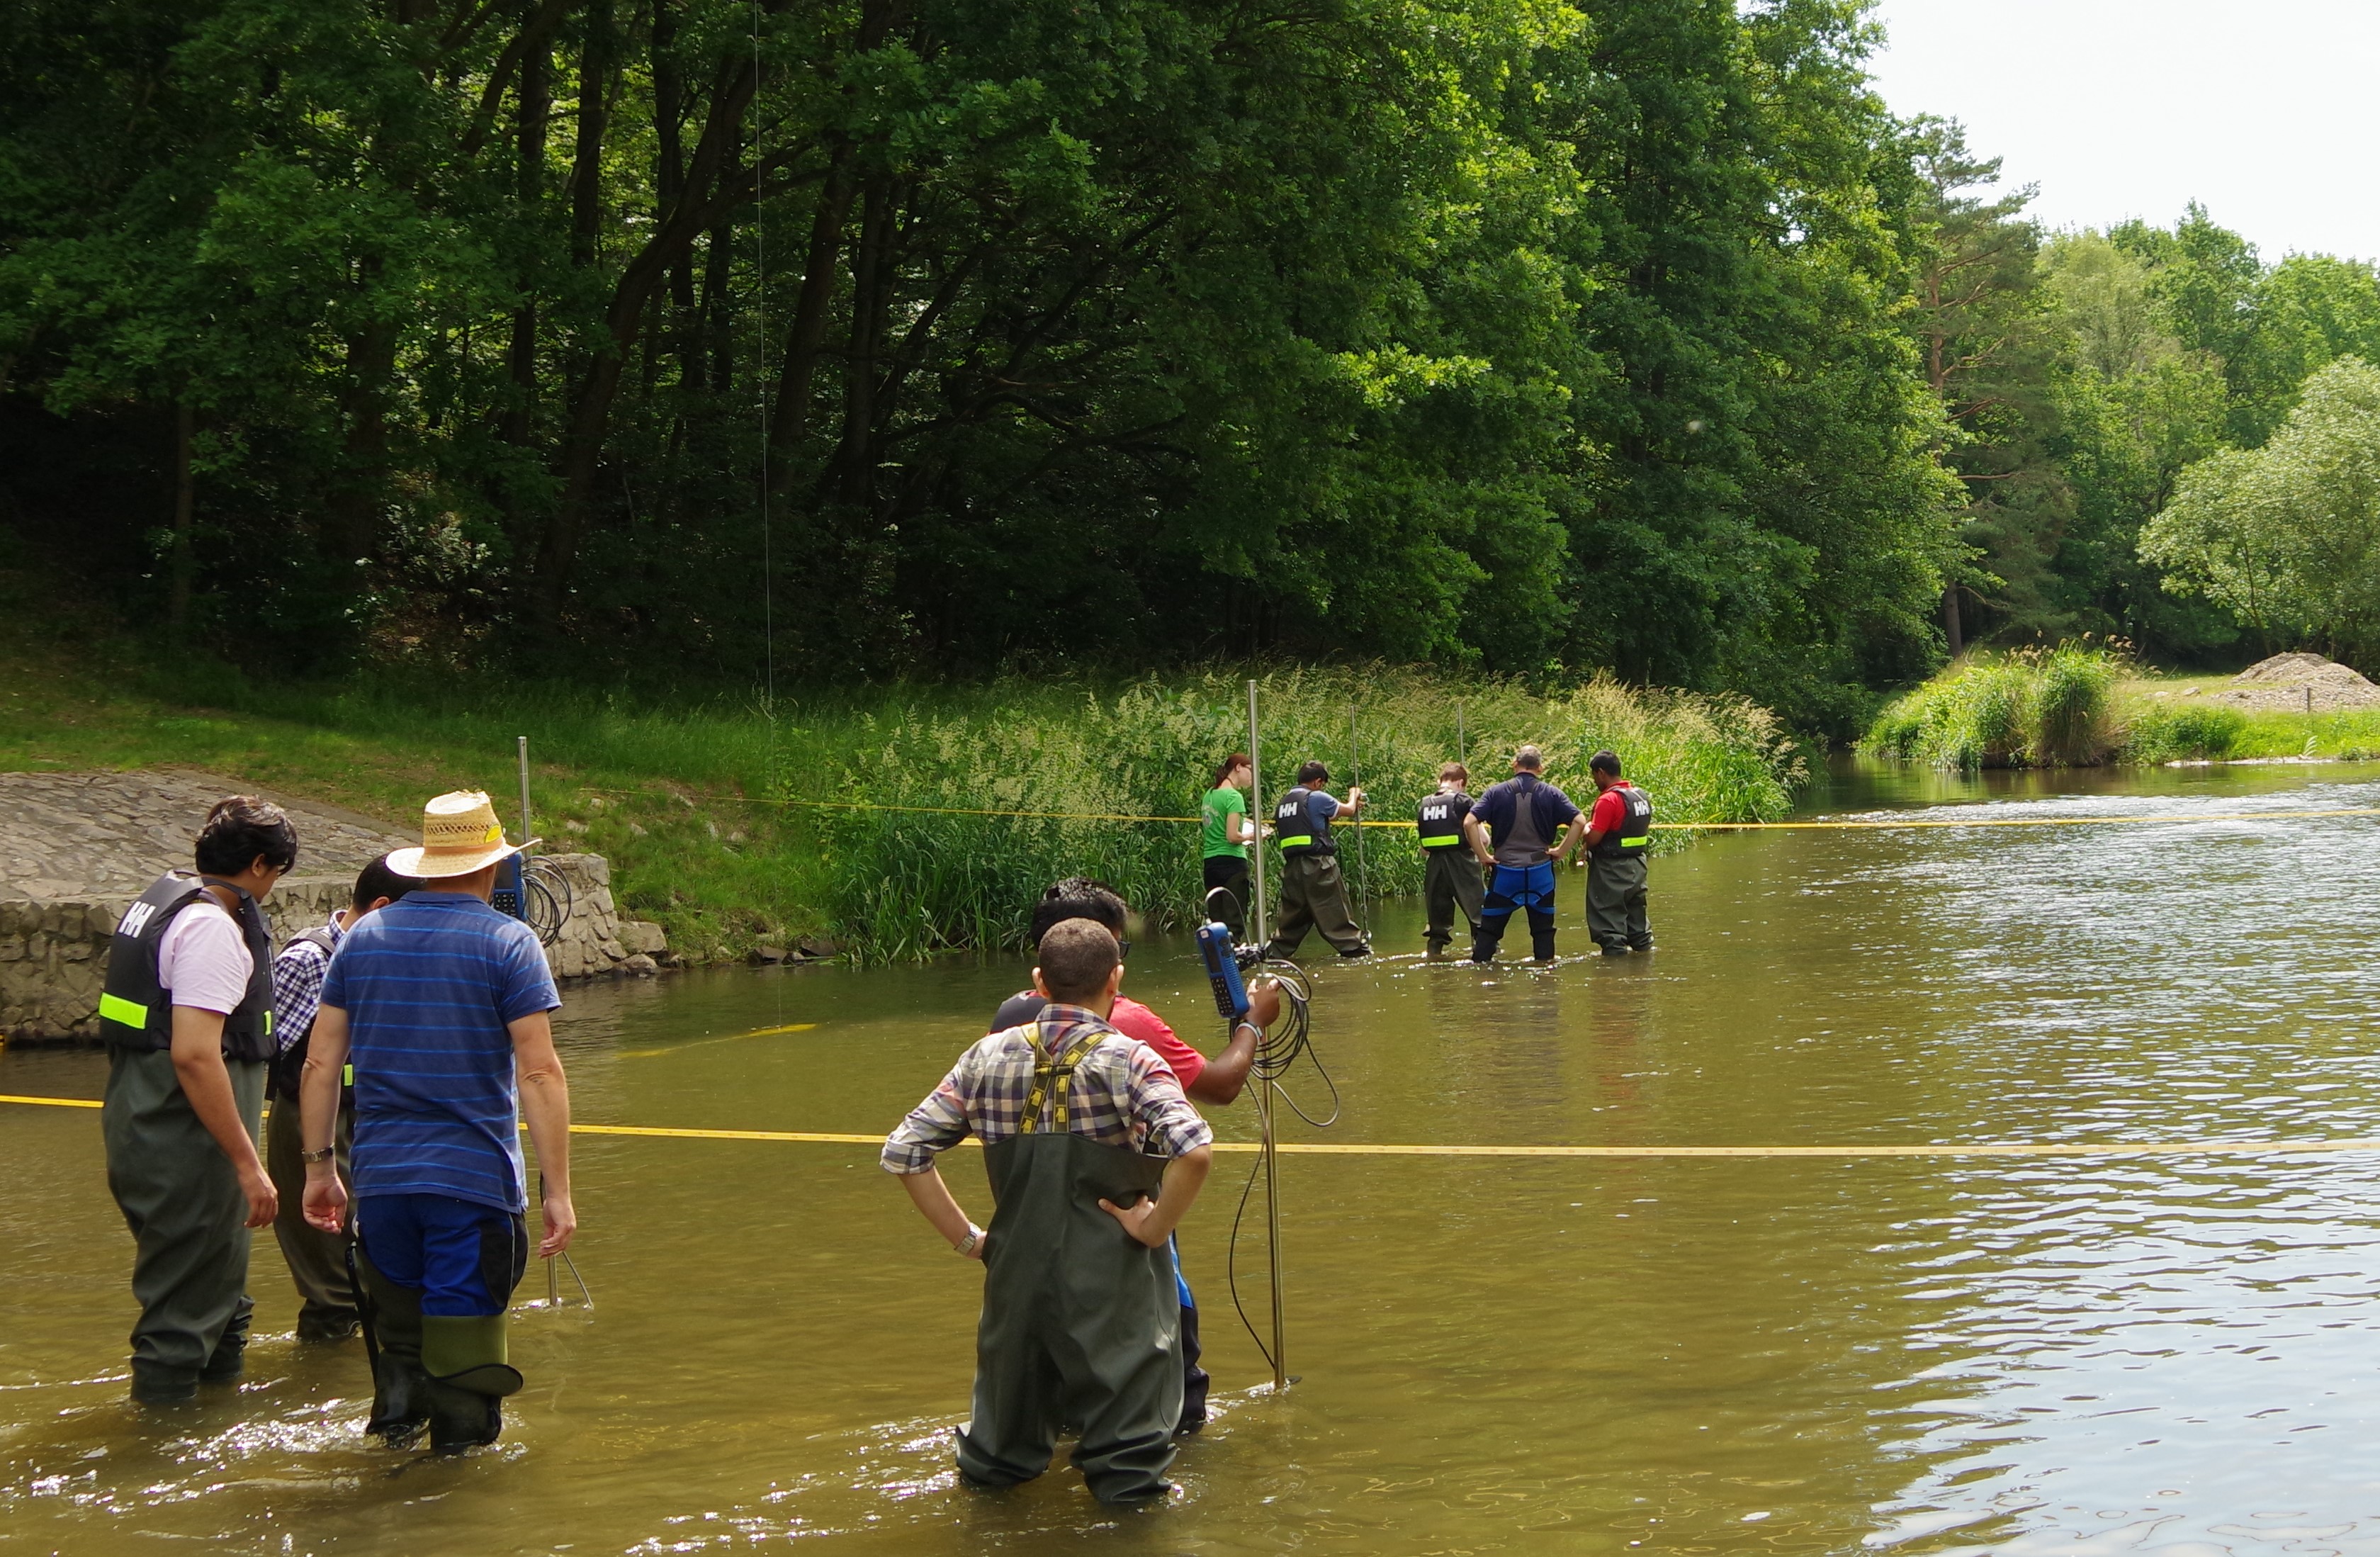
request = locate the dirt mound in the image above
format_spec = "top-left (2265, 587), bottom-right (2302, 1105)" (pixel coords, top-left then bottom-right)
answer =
top-left (2232, 651), bottom-right (2376, 689)
top-left (2172, 653), bottom-right (2380, 712)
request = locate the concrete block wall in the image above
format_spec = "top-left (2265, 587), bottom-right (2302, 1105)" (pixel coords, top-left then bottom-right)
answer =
top-left (1, 855), bottom-right (665, 1044)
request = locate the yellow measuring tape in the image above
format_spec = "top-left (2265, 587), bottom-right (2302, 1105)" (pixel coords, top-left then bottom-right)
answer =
top-left (4, 1094), bottom-right (2374, 1159)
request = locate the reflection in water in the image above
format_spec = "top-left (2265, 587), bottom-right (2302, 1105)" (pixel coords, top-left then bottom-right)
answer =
top-left (4, 763), bottom-right (2380, 1552)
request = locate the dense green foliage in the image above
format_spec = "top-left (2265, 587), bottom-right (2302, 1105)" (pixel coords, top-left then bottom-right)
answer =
top-left (2141, 359), bottom-right (2380, 665)
top-left (819, 668), bottom-right (1800, 957)
top-left (1903, 183), bottom-right (2380, 673)
top-left (0, 0), bottom-right (1970, 729)
top-left (1863, 644), bottom-right (2119, 768)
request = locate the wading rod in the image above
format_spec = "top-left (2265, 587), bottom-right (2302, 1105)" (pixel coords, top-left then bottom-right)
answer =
top-left (517, 736), bottom-right (534, 845)
top-left (1457, 697), bottom-right (1465, 764)
top-left (1258, 1059), bottom-right (1287, 1390)
top-left (1350, 704), bottom-right (1369, 930)
top-left (1247, 681), bottom-right (1268, 948)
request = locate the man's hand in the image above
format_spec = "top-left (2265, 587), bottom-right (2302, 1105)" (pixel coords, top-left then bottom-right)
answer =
top-left (1100, 1193), bottom-right (1169, 1247)
top-left (539, 1190), bottom-right (577, 1257)
top-left (238, 1162), bottom-right (278, 1228)
top-left (1247, 980), bottom-right (1282, 1033)
top-left (303, 1166), bottom-right (349, 1233)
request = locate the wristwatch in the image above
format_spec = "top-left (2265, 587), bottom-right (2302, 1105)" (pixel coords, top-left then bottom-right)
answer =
top-left (300, 1145), bottom-right (336, 1164)
top-left (954, 1224), bottom-right (984, 1257)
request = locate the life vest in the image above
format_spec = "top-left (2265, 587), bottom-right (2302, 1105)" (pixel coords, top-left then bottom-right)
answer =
top-left (1416, 791), bottom-right (1471, 849)
top-left (269, 924), bottom-right (343, 1101)
top-left (98, 871), bottom-right (276, 1062)
top-left (1591, 785), bottom-right (1654, 861)
top-left (1273, 787), bottom-right (1336, 858)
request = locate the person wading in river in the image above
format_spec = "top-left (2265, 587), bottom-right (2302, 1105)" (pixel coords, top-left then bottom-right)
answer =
top-left (886, 918), bottom-right (1214, 1505)
top-left (1199, 754), bottom-right (1258, 935)
top-left (1465, 746), bottom-right (1588, 963)
top-left (1417, 761), bottom-right (1484, 957)
top-left (264, 853), bottom-right (423, 1344)
top-left (300, 791), bottom-right (573, 1454)
top-left (987, 877), bottom-right (1279, 1434)
top-left (1263, 760), bottom-right (1370, 960)
top-left (1579, 749), bottom-right (1655, 955)
top-left (99, 796), bottom-right (298, 1403)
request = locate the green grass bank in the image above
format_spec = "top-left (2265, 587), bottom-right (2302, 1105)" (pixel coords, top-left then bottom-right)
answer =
top-left (1863, 647), bottom-right (2380, 768)
top-left (3, 626), bottom-right (1802, 960)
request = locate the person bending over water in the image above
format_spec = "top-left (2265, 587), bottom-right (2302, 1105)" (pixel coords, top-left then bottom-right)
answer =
top-left (886, 918), bottom-right (1214, 1504)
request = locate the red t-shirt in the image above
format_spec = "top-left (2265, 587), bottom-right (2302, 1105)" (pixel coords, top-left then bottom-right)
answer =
top-left (988, 990), bottom-right (1206, 1089)
top-left (1589, 781), bottom-right (1635, 836)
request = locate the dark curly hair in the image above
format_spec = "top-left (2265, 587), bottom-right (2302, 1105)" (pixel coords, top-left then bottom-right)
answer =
top-left (194, 795), bottom-right (299, 877)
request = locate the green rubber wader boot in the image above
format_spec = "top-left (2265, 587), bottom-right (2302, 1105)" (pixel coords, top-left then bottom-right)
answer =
top-left (957, 1131), bottom-right (1182, 1505)
top-left (351, 1244), bottom-right (432, 1447)
top-left (422, 1313), bottom-right (524, 1454)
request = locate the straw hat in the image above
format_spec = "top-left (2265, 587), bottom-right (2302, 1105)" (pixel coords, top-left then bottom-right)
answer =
top-left (387, 790), bottom-right (538, 879)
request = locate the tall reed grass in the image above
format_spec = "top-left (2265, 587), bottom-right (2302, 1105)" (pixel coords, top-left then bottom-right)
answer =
top-left (809, 668), bottom-right (1803, 959)
top-left (1864, 645), bottom-right (2121, 769)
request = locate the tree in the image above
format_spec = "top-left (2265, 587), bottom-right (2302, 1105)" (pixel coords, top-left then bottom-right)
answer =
top-left (1899, 116), bottom-right (2065, 656)
top-left (2140, 356), bottom-right (2380, 666)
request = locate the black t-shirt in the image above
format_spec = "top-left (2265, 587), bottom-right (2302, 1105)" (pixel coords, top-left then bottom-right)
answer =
top-left (990, 990), bottom-right (1045, 1033)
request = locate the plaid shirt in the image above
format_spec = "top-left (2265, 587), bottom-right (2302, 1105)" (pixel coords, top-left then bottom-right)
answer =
top-left (881, 1004), bottom-right (1213, 1175)
top-left (269, 912), bottom-right (345, 1054)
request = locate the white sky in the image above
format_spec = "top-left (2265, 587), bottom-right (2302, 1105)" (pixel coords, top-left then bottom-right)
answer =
top-left (1865, 0), bottom-right (2380, 262)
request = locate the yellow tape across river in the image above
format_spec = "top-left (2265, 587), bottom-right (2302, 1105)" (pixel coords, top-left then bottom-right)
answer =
top-left (4, 1094), bottom-right (2378, 1159)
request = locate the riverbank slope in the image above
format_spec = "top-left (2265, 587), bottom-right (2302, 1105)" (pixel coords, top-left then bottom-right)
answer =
top-left (1, 620), bottom-right (1803, 962)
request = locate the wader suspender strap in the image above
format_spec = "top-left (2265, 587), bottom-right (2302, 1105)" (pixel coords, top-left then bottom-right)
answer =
top-left (1018, 1030), bottom-right (1106, 1135)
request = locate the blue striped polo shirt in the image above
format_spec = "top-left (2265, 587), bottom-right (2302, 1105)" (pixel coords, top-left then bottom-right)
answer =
top-left (320, 890), bottom-right (560, 1213)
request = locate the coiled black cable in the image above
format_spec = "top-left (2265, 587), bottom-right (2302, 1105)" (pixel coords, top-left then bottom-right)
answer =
top-left (1224, 957), bottom-right (1336, 1371)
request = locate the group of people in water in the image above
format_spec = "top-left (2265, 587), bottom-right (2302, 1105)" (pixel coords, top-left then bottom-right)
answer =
top-left (1197, 743), bottom-right (1655, 962)
top-left (881, 743), bottom-right (1659, 1505)
top-left (94, 744), bottom-right (1647, 1510)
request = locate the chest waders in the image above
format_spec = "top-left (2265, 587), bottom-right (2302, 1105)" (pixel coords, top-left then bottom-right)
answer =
top-left (1419, 792), bottom-right (1482, 951)
top-left (1473, 782), bottom-right (1562, 963)
top-left (956, 1030), bottom-right (1183, 1505)
top-left (98, 872), bottom-right (276, 1401)
top-left (1588, 787), bottom-right (1654, 954)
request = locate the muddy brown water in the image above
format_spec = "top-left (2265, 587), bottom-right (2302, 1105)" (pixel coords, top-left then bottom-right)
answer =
top-left (8, 761), bottom-right (2380, 1555)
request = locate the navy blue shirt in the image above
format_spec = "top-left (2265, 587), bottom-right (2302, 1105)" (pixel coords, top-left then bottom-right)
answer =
top-left (1471, 775), bottom-right (1582, 862)
top-left (321, 891), bottom-right (560, 1213)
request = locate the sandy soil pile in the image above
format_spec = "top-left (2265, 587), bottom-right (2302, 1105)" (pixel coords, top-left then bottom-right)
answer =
top-left (2158, 652), bottom-right (2380, 712)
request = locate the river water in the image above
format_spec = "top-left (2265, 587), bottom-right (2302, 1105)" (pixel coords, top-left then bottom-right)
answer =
top-left (7, 761), bottom-right (2380, 1555)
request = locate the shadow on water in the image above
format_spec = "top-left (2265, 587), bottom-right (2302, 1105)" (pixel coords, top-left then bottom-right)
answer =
top-left (6, 761), bottom-right (2380, 1551)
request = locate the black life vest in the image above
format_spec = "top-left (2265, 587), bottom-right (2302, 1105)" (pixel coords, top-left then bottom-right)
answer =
top-left (1591, 785), bottom-right (1655, 861)
top-left (98, 871), bottom-right (276, 1062)
top-left (1416, 791), bottom-right (1471, 850)
top-left (1273, 787), bottom-right (1335, 858)
top-left (269, 924), bottom-right (342, 1101)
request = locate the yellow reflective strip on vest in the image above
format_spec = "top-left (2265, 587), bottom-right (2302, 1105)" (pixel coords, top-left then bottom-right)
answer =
top-left (1420, 834), bottom-right (1464, 846)
top-left (263, 1010), bottom-right (273, 1035)
top-left (1277, 835), bottom-right (1312, 849)
top-left (98, 992), bottom-right (147, 1028)
top-left (1620, 834), bottom-right (1649, 847)
top-left (344, 1064), bottom-right (354, 1087)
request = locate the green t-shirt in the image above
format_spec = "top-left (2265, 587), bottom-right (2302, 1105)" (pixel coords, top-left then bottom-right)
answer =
top-left (1201, 785), bottom-right (1248, 859)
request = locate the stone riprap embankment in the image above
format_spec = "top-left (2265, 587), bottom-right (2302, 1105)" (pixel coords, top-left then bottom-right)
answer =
top-left (1, 770), bottom-right (667, 1043)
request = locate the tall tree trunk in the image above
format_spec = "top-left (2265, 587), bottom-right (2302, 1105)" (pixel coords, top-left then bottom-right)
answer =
top-left (830, 176), bottom-right (893, 508)
top-left (765, 156), bottom-right (852, 497)
top-left (502, 17), bottom-right (550, 449)
top-left (167, 403), bottom-right (196, 639)
top-left (652, 0), bottom-right (697, 395)
top-left (701, 213), bottom-right (735, 394)
top-left (537, 40), bottom-right (774, 628)
top-left (1941, 586), bottom-right (1964, 656)
top-left (569, 0), bottom-right (611, 270)
top-left (336, 265), bottom-right (397, 567)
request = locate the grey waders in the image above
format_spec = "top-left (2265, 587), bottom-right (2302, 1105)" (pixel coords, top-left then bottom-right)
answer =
top-left (103, 1047), bottom-right (267, 1402)
top-left (957, 1036), bottom-right (1183, 1505)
